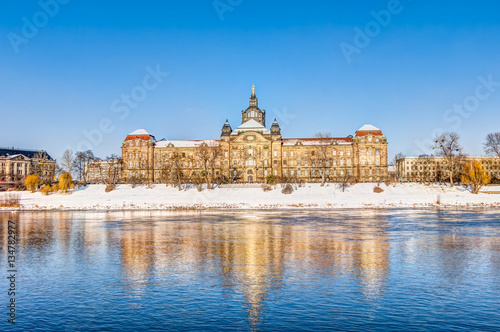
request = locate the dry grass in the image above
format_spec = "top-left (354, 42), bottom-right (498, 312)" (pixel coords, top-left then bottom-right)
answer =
top-left (0, 193), bottom-right (21, 207)
top-left (373, 186), bottom-right (384, 193)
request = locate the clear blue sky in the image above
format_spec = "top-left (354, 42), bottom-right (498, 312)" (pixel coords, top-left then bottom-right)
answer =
top-left (1, 0), bottom-right (500, 161)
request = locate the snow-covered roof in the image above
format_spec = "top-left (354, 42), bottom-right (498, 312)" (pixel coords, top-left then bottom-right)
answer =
top-left (155, 140), bottom-right (219, 148)
top-left (283, 137), bottom-right (352, 146)
top-left (357, 124), bottom-right (380, 132)
top-left (128, 129), bottom-right (151, 135)
top-left (231, 119), bottom-right (270, 135)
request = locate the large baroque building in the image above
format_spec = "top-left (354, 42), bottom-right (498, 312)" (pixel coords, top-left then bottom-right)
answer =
top-left (121, 87), bottom-right (388, 183)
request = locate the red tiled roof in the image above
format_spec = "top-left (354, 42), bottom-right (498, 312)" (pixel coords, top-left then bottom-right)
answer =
top-left (354, 130), bottom-right (383, 137)
top-left (124, 134), bottom-right (153, 141)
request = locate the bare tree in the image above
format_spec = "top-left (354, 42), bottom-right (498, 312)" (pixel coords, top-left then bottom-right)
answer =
top-left (32, 151), bottom-right (55, 185)
top-left (104, 155), bottom-right (122, 185)
top-left (196, 142), bottom-right (222, 189)
top-left (484, 132), bottom-right (500, 158)
top-left (337, 165), bottom-right (353, 192)
top-left (61, 149), bottom-right (75, 175)
top-left (169, 151), bottom-right (185, 190)
top-left (433, 132), bottom-right (464, 187)
top-left (310, 132), bottom-right (334, 186)
top-left (72, 150), bottom-right (95, 183)
top-left (389, 152), bottom-right (405, 183)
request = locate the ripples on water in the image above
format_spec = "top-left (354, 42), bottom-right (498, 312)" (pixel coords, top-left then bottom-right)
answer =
top-left (1, 209), bottom-right (499, 331)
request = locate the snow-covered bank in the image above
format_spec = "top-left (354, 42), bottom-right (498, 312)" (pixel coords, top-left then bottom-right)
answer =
top-left (2, 183), bottom-right (500, 211)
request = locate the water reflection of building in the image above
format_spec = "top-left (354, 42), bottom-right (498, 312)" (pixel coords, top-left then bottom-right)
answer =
top-left (114, 213), bottom-right (392, 326)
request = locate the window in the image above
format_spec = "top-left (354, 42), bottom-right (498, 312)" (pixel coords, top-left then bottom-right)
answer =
top-left (274, 151), bottom-right (277, 157)
top-left (264, 151), bottom-right (268, 157)
top-left (347, 151), bottom-right (351, 156)
top-left (340, 151), bottom-right (344, 156)
top-left (128, 153), bottom-right (132, 159)
top-left (298, 170), bottom-right (301, 176)
top-left (305, 170), bottom-right (308, 176)
top-left (297, 160), bottom-right (301, 166)
top-left (283, 151), bottom-right (287, 157)
top-left (264, 170), bottom-right (268, 176)
top-left (225, 151), bottom-right (228, 158)
top-left (233, 151), bottom-right (237, 157)
top-left (291, 151), bottom-right (294, 157)
top-left (264, 160), bottom-right (268, 167)
top-left (274, 170), bottom-right (277, 175)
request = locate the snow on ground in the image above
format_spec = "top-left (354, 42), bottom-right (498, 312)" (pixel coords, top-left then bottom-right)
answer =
top-left (2, 183), bottom-right (500, 211)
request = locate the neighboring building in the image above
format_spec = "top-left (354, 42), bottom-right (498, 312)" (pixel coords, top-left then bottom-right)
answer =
top-left (121, 86), bottom-right (389, 183)
top-left (396, 156), bottom-right (500, 182)
top-left (0, 148), bottom-right (56, 182)
top-left (84, 159), bottom-right (122, 184)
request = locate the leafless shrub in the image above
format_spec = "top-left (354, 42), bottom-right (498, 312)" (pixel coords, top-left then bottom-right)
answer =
top-left (262, 184), bottom-right (273, 192)
top-left (105, 184), bottom-right (115, 192)
top-left (281, 184), bottom-right (293, 194)
top-left (0, 193), bottom-right (21, 207)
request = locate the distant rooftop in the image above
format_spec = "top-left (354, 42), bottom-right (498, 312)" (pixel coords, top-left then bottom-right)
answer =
top-left (0, 148), bottom-right (54, 160)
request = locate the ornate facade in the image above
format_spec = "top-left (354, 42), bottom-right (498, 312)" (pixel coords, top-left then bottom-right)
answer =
top-left (0, 148), bottom-right (55, 183)
top-left (121, 87), bottom-right (388, 183)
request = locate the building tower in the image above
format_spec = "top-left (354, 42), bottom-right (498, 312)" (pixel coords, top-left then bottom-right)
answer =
top-left (241, 85), bottom-right (266, 126)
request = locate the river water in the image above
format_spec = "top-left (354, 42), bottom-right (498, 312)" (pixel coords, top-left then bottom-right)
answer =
top-left (1, 209), bottom-right (499, 331)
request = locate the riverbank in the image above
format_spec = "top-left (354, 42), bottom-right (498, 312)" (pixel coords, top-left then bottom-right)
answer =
top-left (1, 183), bottom-right (500, 211)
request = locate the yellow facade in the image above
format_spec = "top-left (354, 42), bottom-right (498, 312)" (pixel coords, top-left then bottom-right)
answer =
top-left (121, 88), bottom-right (388, 184)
